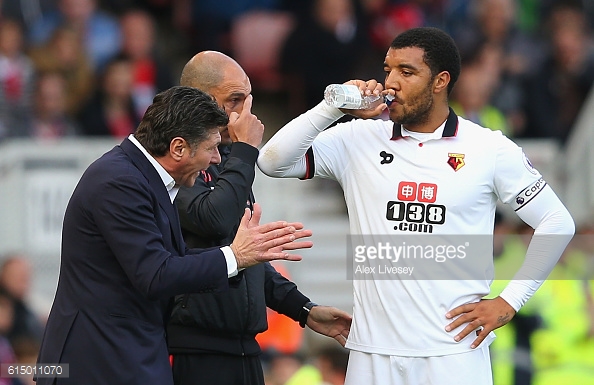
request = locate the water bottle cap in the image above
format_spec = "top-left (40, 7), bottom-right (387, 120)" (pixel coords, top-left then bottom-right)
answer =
top-left (384, 94), bottom-right (395, 106)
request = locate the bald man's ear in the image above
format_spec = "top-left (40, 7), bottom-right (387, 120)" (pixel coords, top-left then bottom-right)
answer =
top-left (169, 137), bottom-right (186, 161)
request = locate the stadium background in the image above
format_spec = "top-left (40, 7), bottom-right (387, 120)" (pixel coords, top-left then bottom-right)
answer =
top-left (0, 1), bottom-right (593, 384)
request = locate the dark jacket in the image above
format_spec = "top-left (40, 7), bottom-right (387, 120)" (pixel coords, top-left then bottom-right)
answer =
top-left (36, 138), bottom-right (229, 385)
top-left (167, 142), bottom-right (309, 356)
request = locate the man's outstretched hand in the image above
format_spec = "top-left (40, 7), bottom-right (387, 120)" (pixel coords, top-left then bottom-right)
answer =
top-left (231, 203), bottom-right (313, 269)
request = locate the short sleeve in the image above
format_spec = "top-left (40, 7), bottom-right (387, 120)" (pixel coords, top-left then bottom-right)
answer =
top-left (492, 133), bottom-right (544, 210)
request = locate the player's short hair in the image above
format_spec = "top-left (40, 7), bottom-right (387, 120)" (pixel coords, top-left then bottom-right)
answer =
top-left (135, 86), bottom-right (228, 157)
top-left (390, 27), bottom-right (461, 95)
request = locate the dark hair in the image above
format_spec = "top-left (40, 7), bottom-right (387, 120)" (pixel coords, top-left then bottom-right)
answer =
top-left (390, 27), bottom-right (461, 95)
top-left (134, 86), bottom-right (228, 156)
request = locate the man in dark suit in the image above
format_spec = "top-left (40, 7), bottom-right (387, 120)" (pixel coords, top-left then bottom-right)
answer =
top-left (35, 86), bottom-right (313, 385)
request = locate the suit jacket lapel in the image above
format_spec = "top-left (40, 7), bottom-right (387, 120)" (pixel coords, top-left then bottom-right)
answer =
top-left (120, 138), bottom-right (186, 254)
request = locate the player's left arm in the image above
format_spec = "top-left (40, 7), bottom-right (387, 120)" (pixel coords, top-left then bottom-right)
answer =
top-left (445, 185), bottom-right (574, 348)
top-left (445, 134), bottom-right (575, 348)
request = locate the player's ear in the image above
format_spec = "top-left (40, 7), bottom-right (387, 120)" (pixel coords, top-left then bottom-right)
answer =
top-left (433, 71), bottom-right (450, 95)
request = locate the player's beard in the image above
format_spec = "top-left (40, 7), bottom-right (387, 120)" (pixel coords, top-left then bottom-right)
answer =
top-left (391, 78), bottom-right (434, 128)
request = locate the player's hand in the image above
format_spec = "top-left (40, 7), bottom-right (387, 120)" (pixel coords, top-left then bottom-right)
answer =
top-left (306, 306), bottom-right (352, 347)
top-left (445, 297), bottom-right (516, 348)
top-left (228, 95), bottom-right (264, 148)
top-left (339, 79), bottom-right (387, 119)
top-left (231, 203), bottom-right (313, 269)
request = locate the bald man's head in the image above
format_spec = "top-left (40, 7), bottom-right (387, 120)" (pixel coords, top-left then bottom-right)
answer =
top-left (180, 51), bottom-right (243, 91)
top-left (180, 51), bottom-right (252, 145)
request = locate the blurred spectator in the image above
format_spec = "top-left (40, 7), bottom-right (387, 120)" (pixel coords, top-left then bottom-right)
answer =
top-left (98, 0), bottom-right (182, 20)
top-left (515, 0), bottom-right (553, 34)
top-left (280, 0), bottom-right (370, 114)
top-left (0, 0), bottom-right (56, 33)
top-left (119, 8), bottom-right (175, 118)
top-left (77, 55), bottom-right (139, 138)
top-left (358, 0), bottom-right (451, 79)
top-left (315, 345), bottom-right (349, 385)
top-left (11, 336), bottom-right (40, 385)
top-left (521, 2), bottom-right (594, 145)
top-left (489, 221), bottom-right (544, 385)
top-left (0, 255), bottom-right (44, 345)
top-left (229, 10), bottom-right (296, 93)
top-left (0, 18), bottom-right (35, 140)
top-left (450, 39), bottom-right (511, 136)
top-left (441, 0), bottom-right (473, 35)
top-left (0, 289), bottom-right (15, 338)
top-left (97, 0), bottom-right (143, 15)
top-left (352, 0), bottom-right (402, 82)
top-left (178, 0), bottom-right (281, 55)
top-left (278, 0), bottom-right (311, 20)
top-left (0, 289), bottom-right (17, 385)
top-left (23, 71), bottom-right (79, 139)
top-left (28, 25), bottom-right (95, 116)
top-left (410, 0), bottom-right (447, 29)
top-left (28, 0), bottom-right (121, 71)
top-left (265, 352), bottom-right (321, 385)
top-left (529, 230), bottom-right (594, 385)
top-left (451, 0), bottom-right (545, 135)
top-left (366, 0), bottom-right (425, 55)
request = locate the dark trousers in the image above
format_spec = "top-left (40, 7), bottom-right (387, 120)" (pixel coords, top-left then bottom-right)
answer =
top-left (172, 353), bottom-right (265, 385)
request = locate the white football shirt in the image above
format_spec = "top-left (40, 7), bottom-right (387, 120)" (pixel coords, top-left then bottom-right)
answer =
top-left (304, 109), bottom-right (543, 356)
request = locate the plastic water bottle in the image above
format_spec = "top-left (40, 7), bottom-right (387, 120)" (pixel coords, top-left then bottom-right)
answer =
top-left (324, 84), bottom-right (393, 109)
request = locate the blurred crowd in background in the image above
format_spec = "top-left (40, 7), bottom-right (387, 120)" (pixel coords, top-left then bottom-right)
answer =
top-left (0, 0), bottom-right (593, 384)
top-left (0, 0), bottom-right (593, 145)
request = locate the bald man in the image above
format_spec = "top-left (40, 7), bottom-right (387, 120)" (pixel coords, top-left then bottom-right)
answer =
top-left (167, 51), bottom-right (351, 385)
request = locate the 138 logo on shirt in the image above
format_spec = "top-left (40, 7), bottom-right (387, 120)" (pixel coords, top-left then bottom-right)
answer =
top-left (386, 181), bottom-right (446, 233)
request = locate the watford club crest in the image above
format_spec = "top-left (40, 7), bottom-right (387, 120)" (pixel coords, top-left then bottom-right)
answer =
top-left (447, 153), bottom-right (465, 171)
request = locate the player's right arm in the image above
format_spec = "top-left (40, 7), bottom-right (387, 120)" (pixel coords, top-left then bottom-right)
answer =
top-left (257, 80), bottom-right (384, 178)
top-left (257, 101), bottom-right (343, 178)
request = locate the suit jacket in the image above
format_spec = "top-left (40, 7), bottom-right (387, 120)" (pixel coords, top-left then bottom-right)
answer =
top-left (36, 138), bottom-right (229, 385)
